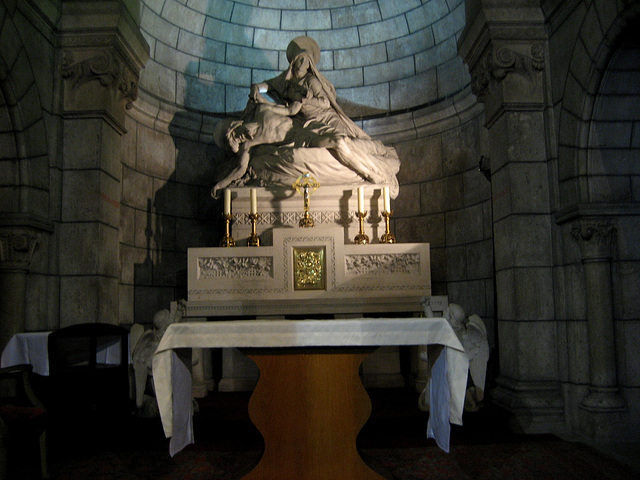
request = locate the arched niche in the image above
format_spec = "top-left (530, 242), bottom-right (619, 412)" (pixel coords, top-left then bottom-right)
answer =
top-left (0, 10), bottom-right (50, 224)
top-left (0, 4), bottom-right (53, 351)
top-left (557, 2), bottom-right (640, 213)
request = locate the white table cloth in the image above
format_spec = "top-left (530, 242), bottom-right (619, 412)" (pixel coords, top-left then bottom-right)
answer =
top-left (153, 317), bottom-right (469, 456)
top-left (1, 332), bottom-right (51, 375)
top-left (1, 331), bottom-right (130, 375)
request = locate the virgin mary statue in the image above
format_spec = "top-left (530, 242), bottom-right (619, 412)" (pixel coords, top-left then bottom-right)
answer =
top-left (212, 37), bottom-right (401, 198)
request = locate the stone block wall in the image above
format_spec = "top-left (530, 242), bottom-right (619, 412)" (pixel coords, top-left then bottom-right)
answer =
top-left (137, 0), bottom-right (469, 115)
top-left (587, 33), bottom-right (640, 433)
top-left (0, 2), bottom-right (54, 221)
top-left (119, 100), bottom-right (221, 325)
top-left (389, 90), bottom-right (494, 344)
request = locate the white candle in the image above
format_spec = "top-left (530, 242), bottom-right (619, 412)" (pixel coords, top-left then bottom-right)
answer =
top-left (223, 189), bottom-right (231, 215)
top-left (383, 186), bottom-right (390, 213)
top-left (250, 188), bottom-right (257, 214)
top-left (357, 187), bottom-right (364, 214)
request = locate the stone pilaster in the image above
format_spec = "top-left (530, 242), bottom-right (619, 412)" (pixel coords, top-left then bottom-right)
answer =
top-left (459, 1), bottom-right (563, 433)
top-left (0, 228), bottom-right (40, 351)
top-left (571, 220), bottom-right (625, 413)
top-left (57, 0), bottom-right (149, 325)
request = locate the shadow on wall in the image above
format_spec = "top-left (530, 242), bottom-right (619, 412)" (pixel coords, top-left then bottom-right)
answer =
top-left (131, 12), bottom-right (274, 325)
top-left (132, 105), bottom-right (227, 326)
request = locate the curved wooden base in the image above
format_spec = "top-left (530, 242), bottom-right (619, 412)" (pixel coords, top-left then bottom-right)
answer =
top-left (242, 348), bottom-right (385, 480)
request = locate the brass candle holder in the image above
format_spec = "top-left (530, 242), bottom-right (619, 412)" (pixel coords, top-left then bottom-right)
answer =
top-left (219, 213), bottom-right (235, 247)
top-left (354, 211), bottom-right (370, 245)
top-left (247, 213), bottom-right (261, 247)
top-left (380, 211), bottom-right (396, 244)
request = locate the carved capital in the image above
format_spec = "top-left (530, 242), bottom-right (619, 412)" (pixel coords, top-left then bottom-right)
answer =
top-left (571, 220), bottom-right (616, 262)
top-left (0, 229), bottom-right (40, 272)
top-left (61, 49), bottom-right (139, 110)
top-left (471, 43), bottom-right (545, 101)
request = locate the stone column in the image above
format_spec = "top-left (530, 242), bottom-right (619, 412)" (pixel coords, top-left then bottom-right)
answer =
top-left (571, 220), bottom-right (625, 412)
top-left (459, 1), bottom-right (564, 433)
top-left (57, 1), bottom-right (148, 325)
top-left (0, 229), bottom-right (39, 352)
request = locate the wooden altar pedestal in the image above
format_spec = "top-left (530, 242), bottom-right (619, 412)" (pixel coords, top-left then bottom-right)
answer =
top-left (242, 348), bottom-right (385, 480)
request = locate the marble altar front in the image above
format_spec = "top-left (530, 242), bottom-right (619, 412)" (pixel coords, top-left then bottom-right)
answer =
top-left (188, 232), bottom-right (429, 318)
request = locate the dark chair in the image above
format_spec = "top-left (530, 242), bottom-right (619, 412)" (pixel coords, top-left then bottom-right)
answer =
top-left (47, 323), bottom-right (131, 437)
top-left (0, 364), bottom-right (48, 479)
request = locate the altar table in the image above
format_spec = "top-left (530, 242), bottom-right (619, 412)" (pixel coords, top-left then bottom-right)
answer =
top-left (152, 317), bottom-right (469, 479)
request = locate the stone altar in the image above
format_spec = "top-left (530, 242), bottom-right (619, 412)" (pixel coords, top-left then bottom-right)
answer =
top-left (185, 185), bottom-right (431, 390)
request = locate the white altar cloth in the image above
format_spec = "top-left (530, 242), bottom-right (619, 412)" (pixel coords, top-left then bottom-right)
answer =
top-left (152, 317), bottom-right (469, 456)
top-left (1, 332), bottom-right (51, 375)
top-left (1, 331), bottom-right (130, 376)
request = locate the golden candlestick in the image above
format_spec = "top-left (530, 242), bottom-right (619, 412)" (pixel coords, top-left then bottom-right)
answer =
top-left (354, 211), bottom-right (369, 245)
top-left (380, 211), bottom-right (396, 244)
top-left (293, 173), bottom-right (319, 228)
top-left (219, 213), bottom-right (235, 247)
top-left (247, 213), bottom-right (261, 247)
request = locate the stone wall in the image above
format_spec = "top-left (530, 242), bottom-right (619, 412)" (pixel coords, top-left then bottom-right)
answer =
top-left (1, 0), bottom-right (150, 344)
top-left (120, 98), bottom-right (220, 325)
top-left (137, 0), bottom-right (469, 115)
top-left (388, 91), bottom-right (494, 343)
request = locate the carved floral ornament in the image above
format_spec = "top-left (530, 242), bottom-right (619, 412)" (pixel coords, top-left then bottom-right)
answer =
top-left (571, 220), bottom-right (616, 261)
top-left (198, 256), bottom-right (273, 279)
top-left (61, 50), bottom-right (139, 109)
top-left (345, 253), bottom-right (420, 276)
top-left (471, 44), bottom-right (545, 99)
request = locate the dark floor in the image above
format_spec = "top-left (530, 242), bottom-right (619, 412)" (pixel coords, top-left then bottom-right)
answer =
top-left (4, 387), bottom-right (507, 477)
top-left (5, 387), bottom-right (640, 480)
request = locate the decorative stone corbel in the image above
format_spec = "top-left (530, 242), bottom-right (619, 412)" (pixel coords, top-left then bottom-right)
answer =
top-left (0, 229), bottom-right (40, 272)
top-left (61, 50), bottom-right (139, 110)
top-left (471, 44), bottom-right (545, 101)
top-left (57, 0), bottom-right (150, 132)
